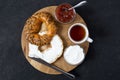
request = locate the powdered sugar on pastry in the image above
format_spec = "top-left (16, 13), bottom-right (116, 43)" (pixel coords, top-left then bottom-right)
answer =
top-left (28, 35), bottom-right (63, 64)
top-left (64, 45), bottom-right (85, 65)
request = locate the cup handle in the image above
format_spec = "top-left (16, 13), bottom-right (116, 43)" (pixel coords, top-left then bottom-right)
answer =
top-left (87, 37), bottom-right (93, 43)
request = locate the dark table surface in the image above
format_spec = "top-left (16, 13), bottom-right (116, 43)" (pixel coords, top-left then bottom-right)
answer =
top-left (0, 0), bottom-right (120, 80)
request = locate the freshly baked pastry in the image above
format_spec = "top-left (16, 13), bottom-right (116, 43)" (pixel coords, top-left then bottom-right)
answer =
top-left (24, 12), bottom-right (56, 46)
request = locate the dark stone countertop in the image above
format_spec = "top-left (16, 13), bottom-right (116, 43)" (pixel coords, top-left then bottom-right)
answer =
top-left (0, 0), bottom-right (120, 80)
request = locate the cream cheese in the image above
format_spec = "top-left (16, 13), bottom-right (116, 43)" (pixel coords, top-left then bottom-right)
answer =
top-left (64, 45), bottom-right (85, 65)
top-left (28, 35), bottom-right (63, 64)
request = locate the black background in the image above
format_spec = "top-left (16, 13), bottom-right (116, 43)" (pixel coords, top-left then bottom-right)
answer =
top-left (0, 0), bottom-right (120, 80)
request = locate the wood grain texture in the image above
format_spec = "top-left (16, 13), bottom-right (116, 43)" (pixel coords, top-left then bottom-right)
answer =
top-left (21, 6), bottom-right (89, 74)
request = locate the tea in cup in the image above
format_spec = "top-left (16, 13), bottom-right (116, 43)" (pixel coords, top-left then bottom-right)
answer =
top-left (68, 23), bottom-right (93, 44)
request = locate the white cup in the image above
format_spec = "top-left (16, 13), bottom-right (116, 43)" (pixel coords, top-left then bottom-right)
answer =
top-left (68, 23), bottom-right (93, 44)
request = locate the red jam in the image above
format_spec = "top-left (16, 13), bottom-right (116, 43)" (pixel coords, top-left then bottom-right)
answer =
top-left (55, 3), bottom-right (76, 23)
top-left (70, 25), bottom-right (86, 41)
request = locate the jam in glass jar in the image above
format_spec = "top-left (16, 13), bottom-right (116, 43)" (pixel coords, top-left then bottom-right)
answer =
top-left (55, 3), bottom-right (76, 24)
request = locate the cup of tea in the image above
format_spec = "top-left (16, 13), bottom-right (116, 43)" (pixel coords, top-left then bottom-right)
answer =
top-left (68, 23), bottom-right (93, 44)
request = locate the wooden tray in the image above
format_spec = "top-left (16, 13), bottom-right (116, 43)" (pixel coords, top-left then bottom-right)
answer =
top-left (21, 6), bottom-right (89, 74)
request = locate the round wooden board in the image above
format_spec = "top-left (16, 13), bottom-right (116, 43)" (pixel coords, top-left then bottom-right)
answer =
top-left (21, 6), bottom-right (89, 74)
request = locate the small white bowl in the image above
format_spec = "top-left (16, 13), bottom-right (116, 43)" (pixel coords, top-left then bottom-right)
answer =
top-left (63, 45), bottom-right (85, 65)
